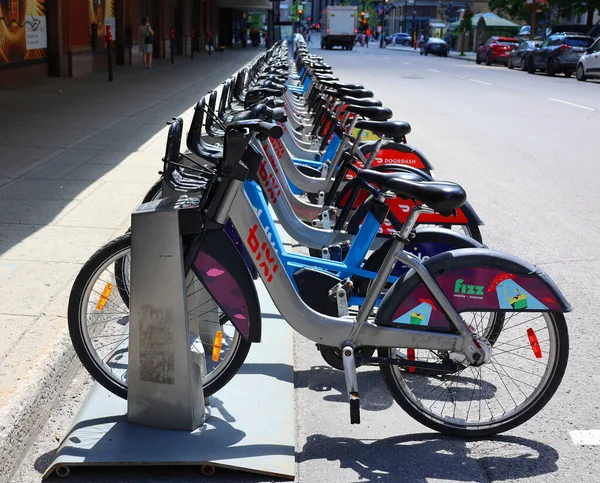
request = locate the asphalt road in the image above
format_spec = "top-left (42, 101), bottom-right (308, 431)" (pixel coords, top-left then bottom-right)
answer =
top-left (14, 44), bottom-right (600, 482)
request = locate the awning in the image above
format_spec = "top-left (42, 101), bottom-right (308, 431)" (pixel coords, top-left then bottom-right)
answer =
top-left (429, 21), bottom-right (447, 29)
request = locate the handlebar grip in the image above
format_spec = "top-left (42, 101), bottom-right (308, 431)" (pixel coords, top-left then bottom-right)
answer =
top-left (258, 121), bottom-right (283, 139)
top-left (266, 106), bottom-right (286, 121)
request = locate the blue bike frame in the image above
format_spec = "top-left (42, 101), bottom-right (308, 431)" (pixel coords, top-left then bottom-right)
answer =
top-left (244, 179), bottom-right (389, 306)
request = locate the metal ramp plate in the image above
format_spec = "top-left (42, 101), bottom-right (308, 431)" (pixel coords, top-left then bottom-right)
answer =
top-left (43, 282), bottom-right (295, 479)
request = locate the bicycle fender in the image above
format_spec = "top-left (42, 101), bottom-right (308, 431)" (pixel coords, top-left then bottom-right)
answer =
top-left (376, 248), bottom-right (572, 332)
top-left (191, 229), bottom-right (262, 342)
top-left (459, 201), bottom-right (484, 226)
top-left (358, 142), bottom-right (434, 173)
top-left (354, 227), bottom-right (482, 296)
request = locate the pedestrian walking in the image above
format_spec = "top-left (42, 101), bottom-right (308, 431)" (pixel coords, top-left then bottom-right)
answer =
top-left (307, 30), bottom-right (312, 44)
top-left (138, 17), bottom-right (154, 69)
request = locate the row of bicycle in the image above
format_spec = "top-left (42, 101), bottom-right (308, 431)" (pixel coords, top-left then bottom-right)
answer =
top-left (67, 38), bottom-right (571, 437)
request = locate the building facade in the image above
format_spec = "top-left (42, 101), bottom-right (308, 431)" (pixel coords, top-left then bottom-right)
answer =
top-left (0, 0), bottom-right (273, 85)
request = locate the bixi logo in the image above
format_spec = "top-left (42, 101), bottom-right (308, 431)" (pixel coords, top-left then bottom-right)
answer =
top-left (454, 279), bottom-right (484, 296)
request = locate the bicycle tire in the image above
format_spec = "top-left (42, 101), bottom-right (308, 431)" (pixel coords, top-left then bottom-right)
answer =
top-left (378, 311), bottom-right (569, 437)
top-left (68, 234), bottom-right (252, 399)
top-left (114, 179), bottom-right (163, 305)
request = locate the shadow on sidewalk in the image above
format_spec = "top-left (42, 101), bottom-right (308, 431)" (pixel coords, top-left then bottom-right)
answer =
top-left (0, 49), bottom-right (259, 260)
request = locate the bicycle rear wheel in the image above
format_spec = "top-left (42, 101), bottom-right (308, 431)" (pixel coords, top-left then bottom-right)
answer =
top-left (379, 311), bottom-right (569, 437)
top-left (68, 234), bottom-right (251, 399)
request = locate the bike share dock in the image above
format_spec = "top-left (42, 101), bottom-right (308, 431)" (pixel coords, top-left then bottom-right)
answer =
top-left (43, 198), bottom-right (296, 479)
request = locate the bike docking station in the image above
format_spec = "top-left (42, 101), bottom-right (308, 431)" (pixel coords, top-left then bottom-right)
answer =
top-left (44, 196), bottom-right (295, 479)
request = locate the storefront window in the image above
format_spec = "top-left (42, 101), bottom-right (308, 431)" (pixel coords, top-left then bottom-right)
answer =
top-left (0, 0), bottom-right (47, 66)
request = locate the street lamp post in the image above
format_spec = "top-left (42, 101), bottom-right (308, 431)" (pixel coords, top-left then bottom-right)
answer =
top-left (379, 1), bottom-right (385, 48)
top-left (412, 1), bottom-right (417, 50)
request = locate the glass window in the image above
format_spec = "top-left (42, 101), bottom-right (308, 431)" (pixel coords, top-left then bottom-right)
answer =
top-left (565, 37), bottom-right (594, 48)
top-left (486, 37), bottom-right (496, 45)
top-left (593, 39), bottom-right (600, 52)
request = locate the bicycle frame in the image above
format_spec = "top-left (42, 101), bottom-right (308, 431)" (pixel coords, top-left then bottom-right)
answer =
top-left (243, 179), bottom-right (384, 306)
top-left (197, 176), bottom-right (476, 357)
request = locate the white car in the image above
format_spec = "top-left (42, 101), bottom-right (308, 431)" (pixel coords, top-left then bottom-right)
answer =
top-left (576, 37), bottom-right (600, 81)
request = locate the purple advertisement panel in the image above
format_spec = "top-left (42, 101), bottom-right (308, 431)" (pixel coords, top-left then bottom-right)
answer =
top-left (391, 268), bottom-right (563, 331)
top-left (193, 250), bottom-right (250, 338)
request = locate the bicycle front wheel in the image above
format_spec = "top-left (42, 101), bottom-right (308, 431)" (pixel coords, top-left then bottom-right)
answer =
top-left (379, 311), bottom-right (569, 438)
top-left (68, 234), bottom-right (251, 399)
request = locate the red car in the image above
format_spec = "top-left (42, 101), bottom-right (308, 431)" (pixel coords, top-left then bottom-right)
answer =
top-left (476, 36), bottom-right (519, 65)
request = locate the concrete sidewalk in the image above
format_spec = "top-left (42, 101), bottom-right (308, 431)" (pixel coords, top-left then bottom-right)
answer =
top-left (364, 40), bottom-right (477, 61)
top-left (0, 48), bottom-right (260, 483)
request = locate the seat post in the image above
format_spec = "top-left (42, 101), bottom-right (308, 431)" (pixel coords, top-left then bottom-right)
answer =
top-left (352, 205), bottom-right (433, 329)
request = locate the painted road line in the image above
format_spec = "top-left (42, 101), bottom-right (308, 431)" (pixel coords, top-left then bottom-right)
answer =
top-left (570, 430), bottom-right (600, 445)
top-left (383, 56), bottom-right (391, 60)
top-left (401, 61), bottom-right (410, 65)
top-left (548, 98), bottom-right (596, 111)
top-left (469, 78), bottom-right (492, 85)
top-left (427, 68), bottom-right (441, 73)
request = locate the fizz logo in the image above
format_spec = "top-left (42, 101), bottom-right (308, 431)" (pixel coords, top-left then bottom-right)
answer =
top-left (247, 224), bottom-right (279, 283)
top-left (454, 279), bottom-right (484, 297)
top-left (258, 160), bottom-right (281, 204)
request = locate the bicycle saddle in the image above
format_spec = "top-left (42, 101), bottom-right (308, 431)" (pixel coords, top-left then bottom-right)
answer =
top-left (345, 105), bottom-right (393, 122)
top-left (354, 120), bottom-right (411, 141)
top-left (262, 80), bottom-right (287, 92)
top-left (314, 74), bottom-right (338, 81)
top-left (244, 88), bottom-right (284, 108)
top-left (358, 170), bottom-right (467, 213)
top-left (258, 73), bottom-right (287, 83)
top-left (341, 96), bottom-right (382, 107)
top-left (338, 88), bottom-right (373, 99)
top-left (321, 80), bottom-right (364, 90)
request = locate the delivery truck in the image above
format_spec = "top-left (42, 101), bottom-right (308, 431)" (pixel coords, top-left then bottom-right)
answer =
top-left (321, 6), bottom-right (357, 51)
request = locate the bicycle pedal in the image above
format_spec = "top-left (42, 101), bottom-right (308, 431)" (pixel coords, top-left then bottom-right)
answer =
top-left (349, 394), bottom-right (361, 424)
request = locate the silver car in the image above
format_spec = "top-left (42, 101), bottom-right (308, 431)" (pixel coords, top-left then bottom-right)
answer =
top-left (576, 37), bottom-right (600, 81)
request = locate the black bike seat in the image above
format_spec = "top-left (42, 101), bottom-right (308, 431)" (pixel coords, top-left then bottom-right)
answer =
top-left (244, 88), bottom-right (283, 108)
top-left (358, 170), bottom-right (466, 213)
top-left (345, 105), bottom-right (393, 122)
top-left (314, 74), bottom-right (338, 81)
top-left (342, 96), bottom-right (382, 107)
top-left (262, 80), bottom-right (287, 92)
top-left (355, 120), bottom-right (411, 140)
top-left (321, 80), bottom-right (364, 90)
top-left (338, 88), bottom-right (373, 99)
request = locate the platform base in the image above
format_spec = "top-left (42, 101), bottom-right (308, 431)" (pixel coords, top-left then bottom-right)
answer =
top-left (44, 283), bottom-right (295, 479)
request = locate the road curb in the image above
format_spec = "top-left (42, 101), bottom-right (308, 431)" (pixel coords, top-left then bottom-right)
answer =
top-left (1, 328), bottom-right (78, 483)
top-left (385, 45), bottom-right (477, 62)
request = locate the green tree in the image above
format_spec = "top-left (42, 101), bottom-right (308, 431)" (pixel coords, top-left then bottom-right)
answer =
top-left (458, 6), bottom-right (474, 55)
top-left (551, 0), bottom-right (600, 29)
top-left (490, 0), bottom-right (600, 30)
top-left (248, 14), bottom-right (264, 30)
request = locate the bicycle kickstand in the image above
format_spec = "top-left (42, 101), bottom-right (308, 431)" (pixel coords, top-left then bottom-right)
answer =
top-left (342, 344), bottom-right (360, 424)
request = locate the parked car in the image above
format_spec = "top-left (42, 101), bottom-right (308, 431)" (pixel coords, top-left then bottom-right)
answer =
top-left (385, 32), bottom-right (412, 46)
top-left (420, 38), bottom-right (449, 56)
top-left (476, 36), bottom-right (519, 65)
top-left (516, 25), bottom-right (531, 41)
top-left (526, 33), bottom-right (595, 77)
top-left (576, 36), bottom-right (600, 81)
top-left (507, 40), bottom-right (539, 70)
